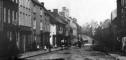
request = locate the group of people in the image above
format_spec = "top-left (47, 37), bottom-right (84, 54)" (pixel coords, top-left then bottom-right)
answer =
top-left (72, 37), bottom-right (83, 48)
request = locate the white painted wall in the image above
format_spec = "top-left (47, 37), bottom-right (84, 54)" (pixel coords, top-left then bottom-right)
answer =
top-left (70, 20), bottom-right (77, 36)
top-left (50, 24), bottom-right (56, 45)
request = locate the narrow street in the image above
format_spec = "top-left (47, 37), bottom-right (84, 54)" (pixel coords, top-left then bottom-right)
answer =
top-left (25, 47), bottom-right (116, 60)
top-left (2, 0), bottom-right (126, 60)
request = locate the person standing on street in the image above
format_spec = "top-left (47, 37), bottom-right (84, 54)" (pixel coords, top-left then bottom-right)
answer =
top-left (78, 40), bottom-right (82, 48)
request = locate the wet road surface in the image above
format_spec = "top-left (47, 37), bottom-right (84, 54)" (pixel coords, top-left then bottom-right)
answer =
top-left (25, 47), bottom-right (117, 60)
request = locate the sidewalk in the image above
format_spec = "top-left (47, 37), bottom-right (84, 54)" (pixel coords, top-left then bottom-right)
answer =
top-left (18, 47), bottom-right (62, 59)
top-left (117, 56), bottom-right (126, 60)
top-left (109, 53), bottom-right (126, 60)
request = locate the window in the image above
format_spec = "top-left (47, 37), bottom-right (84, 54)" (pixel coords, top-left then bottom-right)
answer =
top-left (34, 36), bottom-right (36, 41)
top-left (33, 5), bottom-right (36, 13)
top-left (15, 12), bottom-right (18, 25)
top-left (20, 11), bottom-right (22, 14)
top-left (40, 20), bottom-right (42, 22)
top-left (12, 10), bottom-right (15, 24)
top-left (8, 9), bottom-right (10, 23)
top-left (4, 8), bottom-right (6, 23)
top-left (40, 10), bottom-right (43, 15)
top-left (20, 0), bottom-right (22, 5)
top-left (12, 0), bottom-right (14, 2)
top-left (122, 0), bottom-right (125, 7)
top-left (33, 20), bottom-right (36, 29)
top-left (10, 32), bottom-right (12, 41)
top-left (40, 22), bottom-right (43, 30)
top-left (33, 17), bottom-right (36, 20)
top-left (47, 25), bottom-right (50, 31)
top-left (22, 0), bottom-right (24, 6)
top-left (7, 31), bottom-right (12, 41)
top-left (20, 5), bottom-right (22, 7)
top-left (40, 15), bottom-right (42, 17)
top-left (124, 0), bottom-right (126, 7)
top-left (45, 25), bottom-right (47, 31)
top-left (60, 27), bottom-right (62, 31)
top-left (15, 0), bottom-right (18, 3)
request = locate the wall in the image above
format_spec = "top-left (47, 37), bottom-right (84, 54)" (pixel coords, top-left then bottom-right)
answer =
top-left (50, 24), bottom-right (56, 45)
top-left (43, 12), bottom-right (50, 32)
top-left (70, 20), bottom-right (77, 36)
top-left (19, 0), bottom-right (32, 27)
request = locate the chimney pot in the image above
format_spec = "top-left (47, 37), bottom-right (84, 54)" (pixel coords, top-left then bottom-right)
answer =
top-left (41, 2), bottom-right (44, 6)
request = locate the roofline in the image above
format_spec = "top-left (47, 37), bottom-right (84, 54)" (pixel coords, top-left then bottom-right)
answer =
top-left (31, 0), bottom-right (43, 7)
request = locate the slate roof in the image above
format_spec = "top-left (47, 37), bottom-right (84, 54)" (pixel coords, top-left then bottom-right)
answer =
top-left (47, 12), bottom-right (67, 24)
top-left (31, 0), bottom-right (67, 25)
top-left (58, 16), bottom-right (68, 24)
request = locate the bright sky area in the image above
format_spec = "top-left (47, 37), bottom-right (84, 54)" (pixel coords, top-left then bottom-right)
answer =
top-left (38, 0), bottom-right (117, 26)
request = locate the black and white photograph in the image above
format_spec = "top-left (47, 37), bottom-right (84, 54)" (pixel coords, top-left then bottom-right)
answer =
top-left (1, 0), bottom-right (126, 60)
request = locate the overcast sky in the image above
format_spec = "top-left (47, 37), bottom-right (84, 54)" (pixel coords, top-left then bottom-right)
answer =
top-left (38, 0), bottom-right (116, 26)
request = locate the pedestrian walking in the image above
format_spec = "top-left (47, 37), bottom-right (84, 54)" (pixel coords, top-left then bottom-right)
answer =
top-left (61, 39), bottom-right (65, 50)
top-left (78, 40), bottom-right (82, 48)
top-left (46, 39), bottom-right (51, 52)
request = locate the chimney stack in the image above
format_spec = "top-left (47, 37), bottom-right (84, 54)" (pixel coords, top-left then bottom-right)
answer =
top-left (48, 10), bottom-right (51, 12)
top-left (53, 9), bottom-right (58, 13)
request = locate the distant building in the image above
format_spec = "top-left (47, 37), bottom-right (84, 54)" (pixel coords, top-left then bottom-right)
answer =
top-left (51, 9), bottom-right (68, 47)
top-left (68, 17), bottom-right (78, 44)
top-left (59, 7), bottom-right (81, 45)
top-left (70, 18), bottom-right (77, 37)
top-left (113, 0), bottom-right (126, 38)
top-left (101, 19), bottom-right (111, 29)
top-left (41, 7), bottom-right (51, 49)
top-left (46, 10), bottom-right (58, 48)
top-left (117, 0), bottom-right (126, 27)
top-left (111, 9), bottom-right (117, 20)
top-left (59, 7), bottom-right (69, 18)
top-left (50, 24), bottom-right (56, 47)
